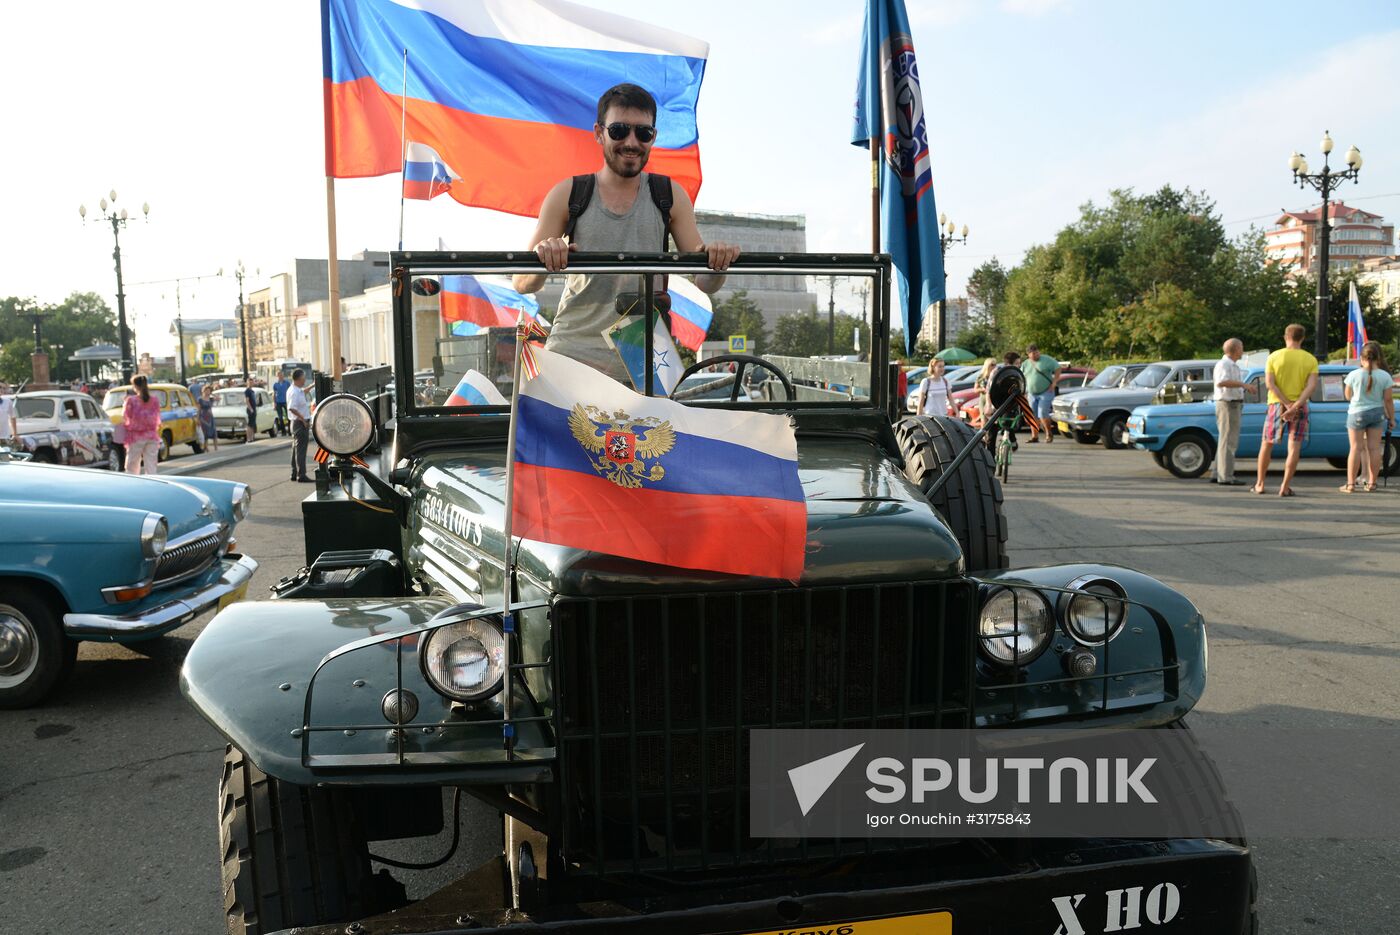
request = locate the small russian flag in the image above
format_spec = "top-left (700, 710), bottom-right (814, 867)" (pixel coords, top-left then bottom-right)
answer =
top-left (442, 275), bottom-right (546, 335)
top-left (403, 142), bottom-right (458, 201)
top-left (667, 277), bottom-right (714, 352)
top-left (446, 369), bottom-right (508, 407)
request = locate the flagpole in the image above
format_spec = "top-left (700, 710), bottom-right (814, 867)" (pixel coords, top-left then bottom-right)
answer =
top-left (398, 47), bottom-right (408, 252)
top-left (497, 317), bottom-right (532, 759)
top-left (321, 0), bottom-right (343, 381)
top-left (870, 135), bottom-right (880, 253)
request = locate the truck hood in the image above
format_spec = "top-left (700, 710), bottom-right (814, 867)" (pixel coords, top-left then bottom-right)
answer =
top-left (0, 461), bottom-right (221, 540)
top-left (408, 437), bottom-right (963, 597)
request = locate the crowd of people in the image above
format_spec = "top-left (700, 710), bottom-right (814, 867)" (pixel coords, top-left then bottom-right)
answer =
top-left (910, 324), bottom-right (1395, 494)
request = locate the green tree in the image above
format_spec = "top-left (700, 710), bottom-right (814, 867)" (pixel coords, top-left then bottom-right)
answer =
top-left (769, 309), bottom-right (827, 357)
top-left (708, 290), bottom-right (768, 354)
top-left (1104, 283), bottom-right (1211, 360)
top-left (0, 292), bottom-right (117, 383)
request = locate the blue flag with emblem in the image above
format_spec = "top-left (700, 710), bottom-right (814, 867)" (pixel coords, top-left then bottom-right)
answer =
top-left (851, 0), bottom-right (944, 352)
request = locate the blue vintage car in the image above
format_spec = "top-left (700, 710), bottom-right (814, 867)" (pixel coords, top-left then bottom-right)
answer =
top-left (1125, 364), bottom-right (1399, 478)
top-left (0, 456), bottom-right (257, 706)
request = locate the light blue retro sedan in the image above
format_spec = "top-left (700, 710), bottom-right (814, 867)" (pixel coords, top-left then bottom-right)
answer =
top-left (0, 456), bottom-right (257, 707)
top-left (1126, 364), bottom-right (1399, 479)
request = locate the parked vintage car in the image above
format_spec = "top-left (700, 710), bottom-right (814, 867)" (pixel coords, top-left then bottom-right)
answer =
top-left (210, 386), bottom-right (277, 439)
top-left (0, 457), bottom-right (256, 706)
top-left (101, 382), bottom-right (204, 462)
top-left (13, 391), bottom-right (120, 470)
top-left (1052, 359), bottom-right (1216, 448)
top-left (1057, 362), bottom-right (1150, 398)
top-left (1126, 363), bottom-right (1398, 478)
top-left (181, 252), bottom-right (1252, 935)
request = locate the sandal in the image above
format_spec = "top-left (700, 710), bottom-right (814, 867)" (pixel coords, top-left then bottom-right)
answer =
top-left (1279, 488), bottom-right (1296, 497)
top-left (1250, 484), bottom-right (1266, 494)
top-left (1339, 484), bottom-right (1355, 494)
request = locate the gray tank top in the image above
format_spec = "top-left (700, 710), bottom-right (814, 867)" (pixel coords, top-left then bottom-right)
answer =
top-left (545, 172), bottom-right (666, 379)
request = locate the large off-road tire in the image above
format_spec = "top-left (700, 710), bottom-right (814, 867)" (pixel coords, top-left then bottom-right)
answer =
top-left (895, 416), bottom-right (1008, 572)
top-left (0, 585), bottom-right (77, 709)
top-left (220, 745), bottom-right (397, 935)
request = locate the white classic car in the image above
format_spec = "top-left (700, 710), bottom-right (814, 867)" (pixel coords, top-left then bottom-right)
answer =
top-left (210, 387), bottom-right (276, 439)
top-left (14, 391), bottom-right (120, 470)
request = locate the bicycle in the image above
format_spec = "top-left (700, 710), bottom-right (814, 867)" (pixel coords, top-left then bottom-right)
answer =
top-left (994, 410), bottom-right (1022, 483)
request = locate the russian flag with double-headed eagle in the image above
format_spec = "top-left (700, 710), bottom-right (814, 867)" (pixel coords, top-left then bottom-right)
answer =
top-left (322, 0), bottom-right (707, 217)
top-left (512, 349), bottom-right (805, 580)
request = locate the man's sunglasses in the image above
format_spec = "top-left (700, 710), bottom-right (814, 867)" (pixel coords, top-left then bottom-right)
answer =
top-left (604, 122), bottom-right (656, 143)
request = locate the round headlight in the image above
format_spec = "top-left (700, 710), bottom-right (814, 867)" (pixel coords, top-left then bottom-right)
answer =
top-left (977, 587), bottom-right (1053, 666)
top-left (312, 393), bottom-right (375, 457)
top-left (421, 618), bottom-right (506, 701)
top-left (231, 483), bottom-right (252, 521)
top-left (1060, 575), bottom-right (1128, 645)
top-left (141, 514), bottom-right (168, 559)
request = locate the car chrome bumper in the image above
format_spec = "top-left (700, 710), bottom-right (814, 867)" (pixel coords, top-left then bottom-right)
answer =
top-left (64, 554), bottom-right (258, 640)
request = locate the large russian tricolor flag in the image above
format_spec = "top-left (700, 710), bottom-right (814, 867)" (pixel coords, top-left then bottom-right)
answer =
top-left (512, 349), bottom-right (805, 580)
top-left (322, 0), bottom-right (708, 217)
top-left (442, 275), bottom-right (545, 333)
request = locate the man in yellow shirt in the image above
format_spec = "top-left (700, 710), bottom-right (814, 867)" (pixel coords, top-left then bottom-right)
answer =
top-left (1252, 323), bottom-right (1319, 497)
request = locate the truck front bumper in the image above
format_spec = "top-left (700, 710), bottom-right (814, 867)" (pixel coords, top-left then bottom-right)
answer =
top-left (64, 554), bottom-right (258, 641)
top-left (290, 837), bottom-right (1252, 934)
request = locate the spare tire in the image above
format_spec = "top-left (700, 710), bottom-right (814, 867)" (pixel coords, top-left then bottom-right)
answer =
top-left (895, 416), bottom-right (1008, 572)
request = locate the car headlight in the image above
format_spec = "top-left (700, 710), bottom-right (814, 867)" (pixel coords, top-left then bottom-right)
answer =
top-left (141, 513), bottom-right (168, 559)
top-left (1060, 575), bottom-right (1128, 645)
top-left (231, 483), bottom-right (252, 521)
top-left (312, 393), bottom-right (375, 457)
top-left (977, 587), bottom-right (1053, 666)
top-left (421, 618), bottom-right (506, 701)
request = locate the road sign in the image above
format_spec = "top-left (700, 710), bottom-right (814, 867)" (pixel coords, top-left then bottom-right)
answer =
top-left (728, 334), bottom-right (748, 353)
top-left (200, 352), bottom-right (217, 367)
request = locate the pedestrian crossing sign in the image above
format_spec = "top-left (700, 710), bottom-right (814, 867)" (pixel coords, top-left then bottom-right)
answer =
top-left (728, 335), bottom-right (748, 353)
top-left (200, 352), bottom-right (217, 367)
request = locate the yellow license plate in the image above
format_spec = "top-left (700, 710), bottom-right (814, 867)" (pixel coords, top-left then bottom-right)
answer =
top-left (217, 582), bottom-right (249, 611)
top-left (1056, 421), bottom-right (1072, 435)
top-left (744, 911), bottom-right (952, 935)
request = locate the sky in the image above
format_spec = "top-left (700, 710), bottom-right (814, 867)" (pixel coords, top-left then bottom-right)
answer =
top-left (2, 0), bottom-right (1398, 356)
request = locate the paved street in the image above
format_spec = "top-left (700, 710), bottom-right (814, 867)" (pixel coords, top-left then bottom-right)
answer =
top-left (1, 439), bottom-right (1396, 933)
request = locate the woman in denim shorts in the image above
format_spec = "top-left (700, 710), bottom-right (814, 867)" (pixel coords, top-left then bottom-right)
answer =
top-left (1340, 342), bottom-right (1395, 492)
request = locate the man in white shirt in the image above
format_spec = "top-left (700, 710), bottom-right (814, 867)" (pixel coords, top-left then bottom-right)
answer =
top-left (287, 369), bottom-right (312, 483)
top-left (1212, 338), bottom-right (1247, 485)
top-left (0, 382), bottom-right (18, 449)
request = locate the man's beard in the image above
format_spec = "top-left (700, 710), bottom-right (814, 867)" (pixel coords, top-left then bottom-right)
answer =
top-left (604, 145), bottom-right (649, 178)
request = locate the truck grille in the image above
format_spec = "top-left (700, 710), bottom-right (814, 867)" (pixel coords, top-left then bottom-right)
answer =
top-left (153, 526), bottom-right (225, 586)
top-left (554, 580), bottom-right (976, 875)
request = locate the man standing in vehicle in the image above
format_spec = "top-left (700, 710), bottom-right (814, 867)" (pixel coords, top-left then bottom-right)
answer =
top-left (1021, 344), bottom-right (1062, 442)
top-left (1211, 338), bottom-right (1247, 485)
top-left (287, 369), bottom-right (312, 483)
top-left (1253, 324), bottom-right (1318, 497)
top-left (513, 83), bottom-right (740, 379)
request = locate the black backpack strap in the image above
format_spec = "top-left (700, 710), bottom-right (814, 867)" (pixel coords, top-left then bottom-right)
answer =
top-left (562, 173), bottom-right (595, 244)
top-left (647, 173), bottom-right (673, 249)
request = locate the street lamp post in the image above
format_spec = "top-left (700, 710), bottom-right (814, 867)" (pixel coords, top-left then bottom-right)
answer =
top-left (937, 214), bottom-right (969, 351)
top-left (1289, 131), bottom-right (1363, 358)
top-left (79, 192), bottom-right (148, 384)
top-left (234, 261), bottom-right (251, 380)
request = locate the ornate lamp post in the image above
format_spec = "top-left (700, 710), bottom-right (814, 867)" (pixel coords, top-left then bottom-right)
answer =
top-left (233, 261), bottom-right (253, 380)
top-left (937, 213), bottom-right (968, 351)
top-left (79, 192), bottom-right (148, 383)
top-left (1289, 131), bottom-right (1362, 358)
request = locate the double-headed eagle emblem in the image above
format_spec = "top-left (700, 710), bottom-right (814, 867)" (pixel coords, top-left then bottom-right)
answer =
top-left (568, 404), bottom-right (676, 488)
